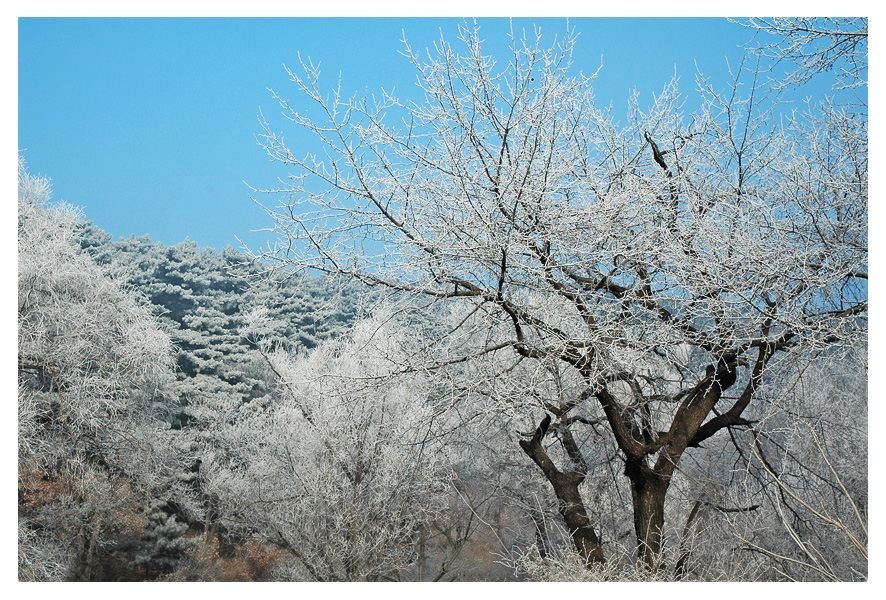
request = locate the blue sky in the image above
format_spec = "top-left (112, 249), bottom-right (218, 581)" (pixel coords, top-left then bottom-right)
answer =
top-left (19, 17), bottom-right (842, 251)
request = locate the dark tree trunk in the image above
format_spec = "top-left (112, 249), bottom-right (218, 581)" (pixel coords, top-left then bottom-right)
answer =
top-left (551, 473), bottom-right (606, 564)
top-left (625, 460), bottom-right (669, 569)
top-left (519, 415), bottom-right (605, 565)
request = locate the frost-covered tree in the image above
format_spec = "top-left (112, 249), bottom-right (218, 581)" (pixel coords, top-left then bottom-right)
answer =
top-left (203, 313), bottom-right (450, 581)
top-left (254, 23), bottom-right (867, 571)
top-left (18, 161), bottom-right (176, 580)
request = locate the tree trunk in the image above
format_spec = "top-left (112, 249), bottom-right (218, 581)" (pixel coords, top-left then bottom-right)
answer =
top-left (551, 474), bottom-right (606, 564)
top-left (626, 461), bottom-right (669, 569)
top-left (417, 523), bottom-right (426, 581)
top-left (519, 415), bottom-right (605, 565)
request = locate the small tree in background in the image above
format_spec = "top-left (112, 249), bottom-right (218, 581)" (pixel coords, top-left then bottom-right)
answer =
top-left (204, 311), bottom-right (450, 581)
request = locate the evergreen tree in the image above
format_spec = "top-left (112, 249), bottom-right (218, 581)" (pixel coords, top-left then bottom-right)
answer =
top-left (134, 501), bottom-right (192, 578)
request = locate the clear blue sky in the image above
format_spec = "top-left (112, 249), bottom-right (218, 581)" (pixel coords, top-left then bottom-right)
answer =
top-left (19, 18), bottom-right (838, 251)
